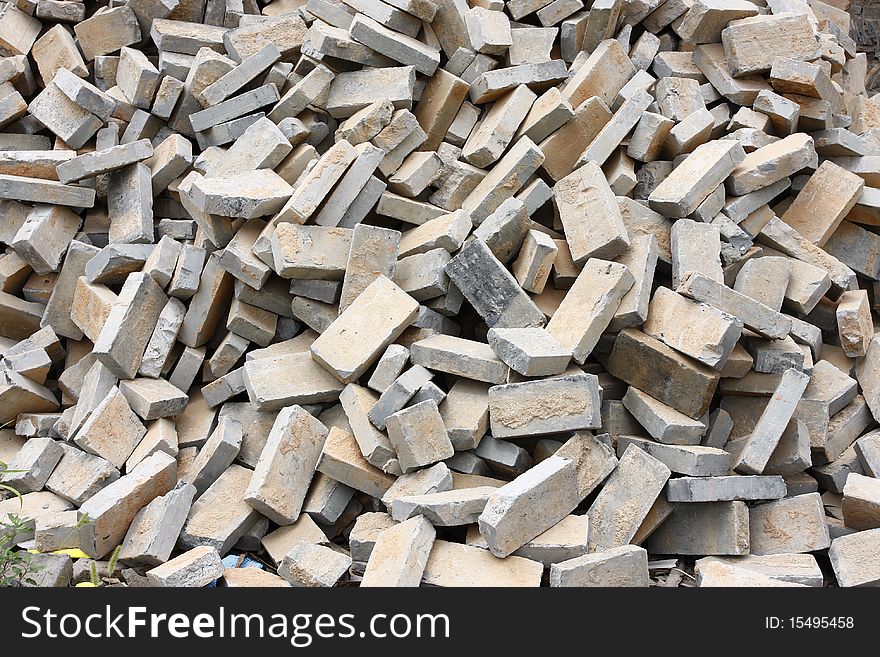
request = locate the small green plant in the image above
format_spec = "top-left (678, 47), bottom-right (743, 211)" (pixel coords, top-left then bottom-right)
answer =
top-left (0, 459), bottom-right (23, 503)
top-left (0, 460), bottom-right (40, 587)
top-left (0, 515), bottom-right (39, 587)
top-left (107, 545), bottom-right (122, 580)
top-left (84, 545), bottom-right (121, 587)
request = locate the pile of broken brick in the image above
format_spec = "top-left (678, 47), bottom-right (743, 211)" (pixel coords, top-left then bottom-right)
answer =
top-left (1, 0), bottom-right (880, 588)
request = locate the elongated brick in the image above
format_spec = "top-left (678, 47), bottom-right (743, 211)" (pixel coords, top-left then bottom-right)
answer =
top-left (622, 387), bottom-right (707, 445)
top-left (748, 493), bottom-right (830, 555)
top-left (488, 373), bottom-right (601, 438)
top-left (643, 287), bottom-right (742, 368)
top-left (734, 368), bottom-right (810, 475)
top-left (78, 452), bottom-right (176, 559)
top-left (608, 329), bottom-right (720, 419)
top-left (421, 539), bottom-right (542, 587)
top-left (646, 501), bottom-right (750, 556)
top-left (340, 383), bottom-right (400, 474)
top-left (311, 275), bottom-right (418, 384)
top-left (727, 133), bottom-right (818, 196)
top-left (478, 455), bottom-right (579, 557)
top-left (392, 487), bottom-right (493, 525)
top-left (617, 436), bottom-right (731, 476)
top-left (550, 544), bottom-right (650, 587)
top-left (587, 444), bottom-right (670, 552)
top-left (676, 271), bottom-right (791, 340)
top-left (546, 259), bottom-right (634, 363)
top-left (666, 475), bottom-right (786, 502)
top-left (93, 272), bottom-right (167, 379)
top-left (445, 239), bottom-right (545, 329)
top-left (244, 405), bottom-right (327, 525)
top-left (316, 427), bottom-right (396, 498)
top-left (361, 515), bottom-right (435, 587)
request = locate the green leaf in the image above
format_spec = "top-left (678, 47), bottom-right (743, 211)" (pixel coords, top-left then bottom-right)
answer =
top-left (0, 483), bottom-right (23, 506)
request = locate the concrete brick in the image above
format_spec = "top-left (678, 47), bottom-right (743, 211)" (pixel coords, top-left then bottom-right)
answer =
top-left (667, 475), bottom-right (787, 502)
top-left (78, 452), bottom-right (176, 559)
top-left (587, 444), bottom-right (670, 552)
top-left (184, 416), bottom-right (242, 496)
top-left (386, 400), bottom-right (453, 473)
top-left (608, 329), bottom-right (720, 419)
top-left (461, 136), bottom-right (544, 225)
top-left (622, 387), bottom-right (707, 445)
top-left (311, 275), bottom-right (418, 384)
top-left (119, 378), bottom-right (187, 421)
top-left (648, 501), bottom-right (750, 556)
top-left (422, 539), bottom-right (542, 586)
top-left (366, 365), bottom-right (433, 430)
top-left (749, 493), bottom-right (831, 555)
top-left (341, 383), bottom-right (401, 474)
top-left (643, 287), bottom-right (741, 368)
top-left (554, 163), bottom-right (630, 264)
top-left (727, 133), bottom-right (818, 196)
top-left (617, 435), bottom-right (730, 477)
top-left (478, 455), bottom-right (579, 557)
top-left (468, 513), bottom-right (587, 565)
top-left (392, 486), bottom-right (495, 525)
top-left (782, 161), bottom-right (864, 246)
top-left (546, 259), bottom-right (633, 363)
top-left (74, 387), bottom-right (146, 470)
top-left (550, 544), bottom-right (649, 587)
top-left (735, 369), bottom-right (810, 475)
top-left (1, 436), bottom-right (63, 494)
top-left (180, 464), bottom-right (260, 555)
top-left (695, 553), bottom-right (822, 587)
top-left (279, 542), bottom-right (351, 587)
top-left (44, 444), bottom-right (118, 506)
top-left (120, 481), bottom-right (196, 567)
top-left (722, 13), bottom-right (820, 78)
top-left (842, 473), bottom-right (880, 531)
top-left (381, 462), bottom-right (453, 510)
top-left (361, 515), bottom-right (435, 587)
top-left (829, 528), bottom-right (880, 587)
top-left (676, 271), bottom-right (791, 340)
top-left (244, 406), bottom-right (327, 525)
top-left (758, 216), bottom-right (856, 296)
top-left (855, 430), bottom-right (880, 478)
top-left (144, 546), bottom-right (223, 587)
top-left (489, 373), bottom-right (601, 438)
top-left (316, 427), bottom-right (396, 498)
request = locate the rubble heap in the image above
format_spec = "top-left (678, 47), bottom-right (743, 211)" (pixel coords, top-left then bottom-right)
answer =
top-left (2, 0), bottom-right (880, 588)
